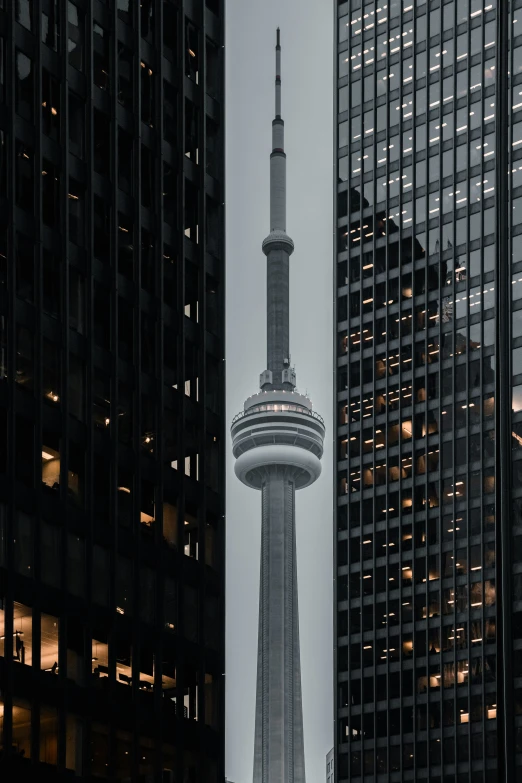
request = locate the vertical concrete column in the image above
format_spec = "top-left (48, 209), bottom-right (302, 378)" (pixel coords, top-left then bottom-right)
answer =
top-left (253, 468), bottom-right (306, 783)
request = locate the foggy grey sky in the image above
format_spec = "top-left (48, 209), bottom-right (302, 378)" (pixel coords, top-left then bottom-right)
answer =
top-left (225, 2), bottom-right (334, 782)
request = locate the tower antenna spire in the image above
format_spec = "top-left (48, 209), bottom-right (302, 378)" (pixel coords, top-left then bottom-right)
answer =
top-left (260, 28), bottom-right (296, 390)
top-left (275, 28), bottom-right (281, 119)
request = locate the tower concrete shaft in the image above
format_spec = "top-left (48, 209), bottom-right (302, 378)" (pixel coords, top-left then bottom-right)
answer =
top-left (253, 469), bottom-right (305, 783)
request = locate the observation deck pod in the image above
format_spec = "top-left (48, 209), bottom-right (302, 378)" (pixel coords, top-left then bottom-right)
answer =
top-left (230, 389), bottom-right (325, 490)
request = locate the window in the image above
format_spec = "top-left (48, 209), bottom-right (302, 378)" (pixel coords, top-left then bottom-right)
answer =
top-left (93, 21), bottom-right (110, 91)
top-left (69, 267), bottom-right (85, 333)
top-left (93, 196), bottom-right (111, 263)
top-left (164, 163), bottom-right (177, 227)
top-left (68, 91), bottom-right (84, 158)
top-left (141, 230), bottom-right (155, 293)
top-left (16, 0), bottom-right (33, 30)
top-left (41, 522), bottom-right (61, 587)
top-left (40, 612), bottom-right (59, 673)
top-left (16, 326), bottom-right (34, 391)
top-left (42, 1), bottom-right (60, 51)
top-left (117, 0), bottom-right (131, 24)
top-left (118, 44), bottom-right (133, 108)
top-left (92, 368), bottom-right (111, 430)
top-left (42, 70), bottom-right (60, 141)
top-left (141, 0), bottom-right (154, 41)
top-left (206, 39), bottom-right (221, 99)
top-left (117, 214), bottom-right (134, 279)
top-left (92, 545), bottom-right (109, 606)
top-left (93, 110), bottom-right (110, 175)
top-left (68, 178), bottom-right (85, 245)
top-left (13, 514), bottom-right (33, 575)
top-left (68, 2), bottom-right (84, 70)
top-left (163, 80), bottom-right (177, 141)
top-left (15, 51), bottom-right (34, 121)
top-left (163, 1), bottom-right (178, 54)
top-left (141, 144), bottom-right (154, 208)
top-left (141, 60), bottom-right (154, 126)
top-left (116, 555), bottom-right (132, 615)
top-left (118, 128), bottom-right (133, 194)
top-left (43, 339), bottom-right (61, 404)
top-left (11, 699), bottom-right (32, 758)
top-left (15, 231), bottom-right (34, 302)
top-left (42, 161), bottom-right (60, 227)
top-left (93, 281), bottom-right (110, 349)
top-left (185, 22), bottom-right (199, 82)
top-left (68, 353), bottom-right (84, 420)
top-left (40, 706), bottom-right (58, 765)
top-left (185, 99), bottom-right (199, 162)
top-left (118, 299), bottom-right (134, 362)
top-left (184, 180), bottom-right (198, 241)
top-left (42, 433), bottom-right (61, 492)
top-left (67, 533), bottom-right (85, 595)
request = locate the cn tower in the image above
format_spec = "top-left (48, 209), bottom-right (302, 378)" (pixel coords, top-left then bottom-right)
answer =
top-left (231, 30), bottom-right (325, 783)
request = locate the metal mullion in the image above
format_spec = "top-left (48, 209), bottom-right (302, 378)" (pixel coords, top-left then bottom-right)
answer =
top-left (215, 3), bottom-right (227, 767)
top-left (365, 13), bottom-right (379, 770)
top-left (475, 15), bottom-right (488, 775)
top-left (441, 0), bottom-right (458, 757)
top-left (107, 3), bottom-right (119, 777)
top-left (385, 10), bottom-right (401, 772)
top-left (461, 8), bottom-right (474, 768)
top-left (127, 2), bottom-right (144, 777)
top-left (83, 0), bottom-right (96, 731)
top-left (411, 2), bottom-right (423, 769)
top-left (57, 25), bottom-right (71, 768)
top-left (33, 8), bottom-right (45, 724)
top-left (395, 16), bottom-right (409, 769)
top-left (437, 15), bottom-right (451, 765)
top-left (335, 14), bottom-right (343, 770)
top-left (3, 0), bottom-right (16, 757)
top-left (129, 3), bottom-right (143, 777)
top-left (215, 2), bottom-right (226, 768)
top-left (176, 10), bottom-right (187, 783)
top-left (154, 2), bottom-right (166, 778)
top-left (198, 1), bottom-right (209, 758)
top-left (495, 1), bottom-right (514, 778)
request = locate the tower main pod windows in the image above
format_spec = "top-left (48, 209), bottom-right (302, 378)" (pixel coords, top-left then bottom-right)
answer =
top-left (335, 0), bottom-right (522, 779)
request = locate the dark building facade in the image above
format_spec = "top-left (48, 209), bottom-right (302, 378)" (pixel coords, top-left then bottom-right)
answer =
top-left (335, 1), bottom-right (522, 780)
top-left (0, 1), bottom-right (225, 780)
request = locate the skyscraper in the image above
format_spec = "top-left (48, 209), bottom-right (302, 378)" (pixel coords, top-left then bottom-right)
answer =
top-left (231, 30), bottom-right (325, 783)
top-left (326, 746), bottom-right (335, 783)
top-left (335, 1), bottom-right (522, 780)
top-left (0, 1), bottom-right (225, 780)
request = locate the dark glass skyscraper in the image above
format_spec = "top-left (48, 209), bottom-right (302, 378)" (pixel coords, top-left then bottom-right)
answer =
top-left (0, 1), bottom-right (225, 780)
top-left (335, 1), bottom-right (522, 780)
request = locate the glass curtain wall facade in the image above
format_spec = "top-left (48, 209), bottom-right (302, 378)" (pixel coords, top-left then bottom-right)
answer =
top-left (335, 0), bottom-right (522, 780)
top-left (0, 0), bottom-right (225, 780)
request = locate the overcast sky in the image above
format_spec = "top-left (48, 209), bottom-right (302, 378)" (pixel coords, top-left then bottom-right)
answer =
top-left (225, 2), bottom-right (334, 781)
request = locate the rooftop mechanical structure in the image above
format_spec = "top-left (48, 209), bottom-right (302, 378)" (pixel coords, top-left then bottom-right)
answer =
top-left (231, 30), bottom-right (325, 783)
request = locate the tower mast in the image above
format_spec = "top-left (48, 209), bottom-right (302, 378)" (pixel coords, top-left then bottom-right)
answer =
top-left (261, 29), bottom-right (296, 392)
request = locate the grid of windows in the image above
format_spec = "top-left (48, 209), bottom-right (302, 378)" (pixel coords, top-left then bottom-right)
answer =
top-left (335, 1), bottom-right (522, 780)
top-left (0, 1), bottom-right (225, 780)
